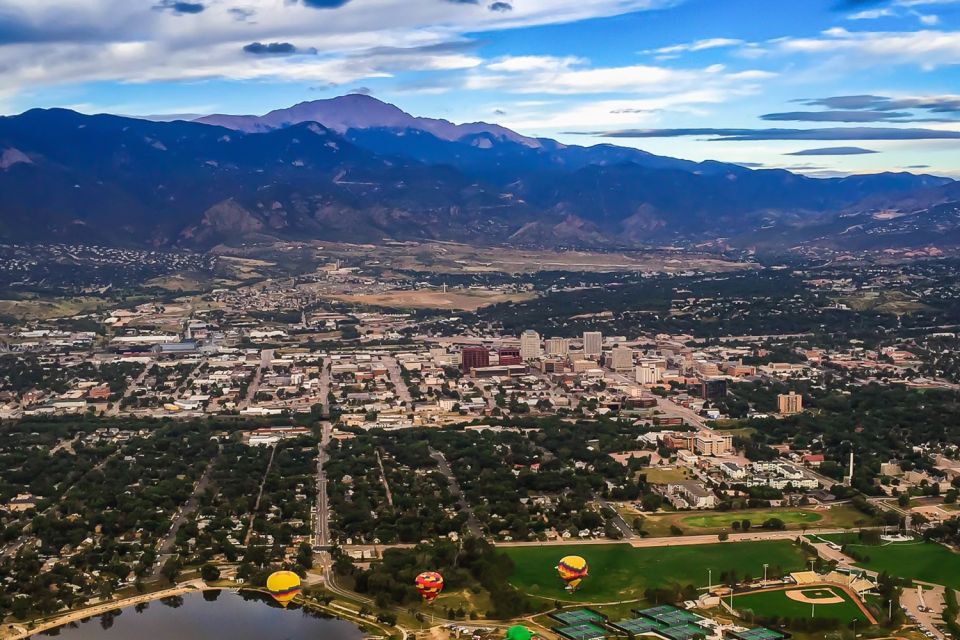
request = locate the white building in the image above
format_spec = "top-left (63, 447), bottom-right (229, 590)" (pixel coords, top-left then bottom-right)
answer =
top-left (583, 331), bottom-right (603, 358)
top-left (520, 330), bottom-right (542, 361)
top-left (636, 360), bottom-right (663, 385)
top-left (545, 338), bottom-right (570, 357)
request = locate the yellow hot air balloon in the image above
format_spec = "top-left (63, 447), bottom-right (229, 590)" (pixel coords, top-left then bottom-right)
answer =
top-left (556, 555), bottom-right (588, 592)
top-left (266, 570), bottom-right (302, 608)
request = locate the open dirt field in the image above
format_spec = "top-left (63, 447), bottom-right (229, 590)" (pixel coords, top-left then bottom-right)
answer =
top-left (309, 241), bottom-right (756, 274)
top-left (330, 288), bottom-right (536, 310)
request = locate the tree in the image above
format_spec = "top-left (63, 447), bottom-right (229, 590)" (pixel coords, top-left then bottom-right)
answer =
top-left (160, 557), bottom-right (181, 583)
top-left (898, 493), bottom-right (911, 508)
top-left (297, 542), bottom-right (314, 570)
top-left (200, 564), bottom-right (221, 582)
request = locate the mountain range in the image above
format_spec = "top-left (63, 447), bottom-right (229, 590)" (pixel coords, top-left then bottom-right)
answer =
top-left (0, 93), bottom-right (957, 252)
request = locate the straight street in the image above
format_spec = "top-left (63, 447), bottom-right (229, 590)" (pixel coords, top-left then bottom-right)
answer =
top-left (429, 447), bottom-right (483, 537)
top-left (150, 449), bottom-right (218, 579)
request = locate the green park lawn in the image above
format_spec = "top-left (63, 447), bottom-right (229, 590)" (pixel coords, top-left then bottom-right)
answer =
top-left (633, 504), bottom-right (872, 538)
top-left (502, 541), bottom-right (809, 602)
top-left (733, 587), bottom-right (869, 624)
top-left (681, 510), bottom-right (823, 529)
top-left (821, 534), bottom-right (960, 589)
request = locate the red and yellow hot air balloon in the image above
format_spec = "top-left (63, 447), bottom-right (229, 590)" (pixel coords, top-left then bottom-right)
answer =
top-left (556, 555), bottom-right (588, 592)
top-left (266, 570), bottom-right (302, 608)
top-left (415, 571), bottom-right (444, 603)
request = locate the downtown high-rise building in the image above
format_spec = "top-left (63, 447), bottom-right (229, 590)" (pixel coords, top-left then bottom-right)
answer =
top-left (635, 360), bottom-right (662, 385)
top-left (520, 329), bottom-right (542, 360)
top-left (583, 331), bottom-right (602, 358)
top-left (610, 347), bottom-right (634, 372)
top-left (545, 337), bottom-right (570, 357)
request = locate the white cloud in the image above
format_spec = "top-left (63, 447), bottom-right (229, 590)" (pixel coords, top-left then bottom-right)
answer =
top-left (467, 55), bottom-right (774, 95)
top-left (648, 37), bottom-right (744, 55)
top-left (762, 28), bottom-right (960, 70)
top-left (848, 8), bottom-right (895, 20)
top-left (0, 0), bottom-right (686, 101)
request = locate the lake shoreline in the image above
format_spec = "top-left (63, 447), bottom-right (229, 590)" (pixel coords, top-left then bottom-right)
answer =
top-left (0, 579), bottom-right (389, 640)
top-left (1, 579), bottom-right (207, 640)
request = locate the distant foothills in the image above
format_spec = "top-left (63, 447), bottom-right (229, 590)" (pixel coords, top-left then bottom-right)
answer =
top-left (1, 93), bottom-right (959, 252)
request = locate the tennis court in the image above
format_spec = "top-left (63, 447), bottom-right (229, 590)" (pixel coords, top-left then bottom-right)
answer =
top-left (552, 609), bottom-right (606, 625)
top-left (659, 623), bottom-right (709, 640)
top-left (609, 618), bottom-right (667, 635)
top-left (635, 605), bottom-right (702, 626)
top-left (727, 628), bottom-right (787, 640)
top-left (554, 623), bottom-right (607, 640)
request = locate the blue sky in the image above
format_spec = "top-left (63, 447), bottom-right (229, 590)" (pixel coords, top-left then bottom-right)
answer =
top-left (2, 0), bottom-right (960, 176)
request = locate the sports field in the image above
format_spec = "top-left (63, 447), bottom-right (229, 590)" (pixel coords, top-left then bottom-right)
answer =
top-left (821, 534), bottom-right (960, 589)
top-left (503, 541), bottom-right (809, 602)
top-left (733, 586), bottom-right (870, 624)
top-left (632, 504), bottom-right (873, 538)
top-left (681, 510), bottom-right (822, 529)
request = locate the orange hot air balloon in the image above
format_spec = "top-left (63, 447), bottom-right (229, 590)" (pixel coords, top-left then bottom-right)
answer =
top-left (266, 570), bottom-right (302, 608)
top-left (415, 571), bottom-right (444, 603)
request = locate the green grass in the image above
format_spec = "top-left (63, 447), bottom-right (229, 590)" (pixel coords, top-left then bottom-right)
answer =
top-left (681, 510), bottom-right (823, 529)
top-left (733, 587), bottom-right (869, 625)
top-left (821, 534), bottom-right (960, 589)
top-left (641, 467), bottom-right (692, 484)
top-left (502, 541), bottom-right (810, 603)
top-left (634, 504), bottom-right (872, 538)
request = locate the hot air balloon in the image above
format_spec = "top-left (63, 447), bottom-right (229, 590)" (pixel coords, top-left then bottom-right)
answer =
top-left (266, 570), bottom-right (302, 608)
top-left (415, 571), bottom-right (444, 603)
top-left (505, 625), bottom-right (534, 640)
top-left (556, 555), bottom-right (588, 592)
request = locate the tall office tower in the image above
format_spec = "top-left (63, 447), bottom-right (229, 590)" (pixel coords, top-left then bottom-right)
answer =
top-left (777, 391), bottom-right (803, 415)
top-left (636, 360), bottom-right (662, 385)
top-left (460, 346), bottom-right (490, 373)
top-left (610, 347), bottom-right (634, 372)
top-left (520, 329), bottom-right (542, 360)
top-left (583, 331), bottom-right (602, 358)
top-left (545, 338), bottom-right (570, 357)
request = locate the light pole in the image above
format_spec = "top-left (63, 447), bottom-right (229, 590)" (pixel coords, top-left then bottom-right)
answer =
top-left (763, 563), bottom-right (769, 586)
top-left (708, 569), bottom-right (712, 593)
top-left (852, 617), bottom-right (857, 638)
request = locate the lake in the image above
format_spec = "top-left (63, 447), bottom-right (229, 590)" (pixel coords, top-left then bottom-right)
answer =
top-left (33, 590), bottom-right (368, 639)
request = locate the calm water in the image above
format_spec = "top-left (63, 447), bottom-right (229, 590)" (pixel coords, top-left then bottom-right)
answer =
top-left (34, 590), bottom-right (367, 640)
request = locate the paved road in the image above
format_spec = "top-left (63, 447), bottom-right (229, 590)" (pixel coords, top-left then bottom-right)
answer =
top-left (429, 447), bottom-right (483, 537)
top-left (381, 355), bottom-right (413, 407)
top-left (346, 528), bottom-right (854, 555)
top-left (109, 362), bottom-right (152, 417)
top-left (243, 444), bottom-right (277, 546)
top-left (240, 349), bottom-right (274, 410)
top-left (318, 358), bottom-right (332, 418)
top-left (314, 422), bottom-right (332, 549)
top-left (596, 496), bottom-right (635, 540)
top-left (151, 450), bottom-right (218, 579)
top-left (375, 449), bottom-right (395, 507)
top-left (903, 583), bottom-right (947, 640)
